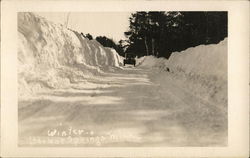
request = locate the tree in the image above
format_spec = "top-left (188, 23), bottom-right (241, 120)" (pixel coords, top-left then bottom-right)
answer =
top-left (125, 11), bottom-right (183, 58)
top-left (125, 12), bottom-right (150, 56)
top-left (95, 36), bottom-right (125, 57)
top-left (85, 33), bottom-right (93, 40)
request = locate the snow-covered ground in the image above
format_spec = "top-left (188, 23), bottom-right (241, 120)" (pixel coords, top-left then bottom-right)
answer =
top-left (18, 12), bottom-right (227, 147)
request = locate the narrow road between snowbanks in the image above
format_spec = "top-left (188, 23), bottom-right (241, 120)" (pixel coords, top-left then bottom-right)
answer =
top-left (19, 66), bottom-right (227, 147)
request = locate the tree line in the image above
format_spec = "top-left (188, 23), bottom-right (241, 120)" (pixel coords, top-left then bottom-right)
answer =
top-left (82, 11), bottom-right (227, 59)
top-left (124, 11), bottom-right (227, 59)
top-left (81, 33), bottom-right (125, 56)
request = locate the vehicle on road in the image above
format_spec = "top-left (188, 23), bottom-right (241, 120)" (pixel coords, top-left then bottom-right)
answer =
top-left (124, 53), bottom-right (136, 66)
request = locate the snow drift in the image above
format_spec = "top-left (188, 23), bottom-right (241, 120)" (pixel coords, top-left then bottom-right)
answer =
top-left (18, 13), bottom-right (123, 97)
top-left (140, 39), bottom-right (227, 108)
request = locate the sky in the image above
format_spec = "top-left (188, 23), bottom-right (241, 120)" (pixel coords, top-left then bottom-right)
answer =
top-left (36, 12), bottom-right (132, 42)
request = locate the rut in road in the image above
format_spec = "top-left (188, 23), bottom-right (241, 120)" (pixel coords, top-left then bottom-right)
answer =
top-left (19, 66), bottom-right (227, 147)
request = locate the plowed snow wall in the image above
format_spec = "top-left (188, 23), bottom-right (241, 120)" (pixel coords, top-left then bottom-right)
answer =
top-left (167, 39), bottom-right (227, 81)
top-left (167, 39), bottom-right (228, 106)
top-left (140, 39), bottom-right (227, 107)
top-left (18, 12), bottom-right (122, 97)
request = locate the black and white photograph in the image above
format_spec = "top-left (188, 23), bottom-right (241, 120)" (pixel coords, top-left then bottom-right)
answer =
top-left (1, 0), bottom-right (249, 157)
top-left (18, 11), bottom-right (228, 147)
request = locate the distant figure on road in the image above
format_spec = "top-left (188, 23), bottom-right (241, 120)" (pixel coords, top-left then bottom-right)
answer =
top-left (123, 53), bottom-right (136, 67)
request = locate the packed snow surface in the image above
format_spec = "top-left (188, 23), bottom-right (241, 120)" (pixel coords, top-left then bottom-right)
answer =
top-left (18, 13), bottom-right (123, 97)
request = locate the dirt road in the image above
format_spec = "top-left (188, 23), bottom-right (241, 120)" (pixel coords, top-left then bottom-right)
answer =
top-left (18, 66), bottom-right (227, 147)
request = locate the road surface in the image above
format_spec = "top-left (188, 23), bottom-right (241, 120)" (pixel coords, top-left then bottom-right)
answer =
top-left (19, 66), bottom-right (227, 146)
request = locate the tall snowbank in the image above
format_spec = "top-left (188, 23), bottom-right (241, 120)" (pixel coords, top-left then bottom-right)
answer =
top-left (140, 39), bottom-right (227, 107)
top-left (18, 13), bottom-right (122, 97)
top-left (167, 39), bottom-right (227, 81)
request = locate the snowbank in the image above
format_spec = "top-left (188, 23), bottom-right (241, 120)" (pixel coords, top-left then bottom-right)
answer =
top-left (139, 56), bottom-right (168, 70)
top-left (140, 39), bottom-right (227, 107)
top-left (167, 39), bottom-right (227, 80)
top-left (18, 13), bottom-right (122, 97)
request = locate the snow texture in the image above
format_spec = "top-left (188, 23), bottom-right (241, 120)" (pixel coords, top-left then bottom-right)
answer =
top-left (18, 13), bottom-right (123, 98)
top-left (18, 12), bottom-right (227, 147)
top-left (139, 39), bottom-right (227, 108)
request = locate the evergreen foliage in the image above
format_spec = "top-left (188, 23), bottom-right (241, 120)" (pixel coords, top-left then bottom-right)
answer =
top-left (125, 11), bottom-right (227, 58)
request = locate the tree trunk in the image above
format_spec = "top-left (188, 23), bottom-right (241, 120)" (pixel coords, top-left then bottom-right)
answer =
top-left (144, 36), bottom-right (149, 56)
top-left (151, 38), bottom-right (155, 56)
top-left (156, 39), bottom-right (159, 57)
top-left (156, 49), bottom-right (159, 57)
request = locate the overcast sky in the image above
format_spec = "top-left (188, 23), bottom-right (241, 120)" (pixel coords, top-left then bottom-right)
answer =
top-left (36, 12), bottom-right (131, 42)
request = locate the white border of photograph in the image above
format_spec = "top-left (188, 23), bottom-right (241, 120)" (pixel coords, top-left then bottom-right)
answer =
top-left (1, 0), bottom-right (249, 157)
